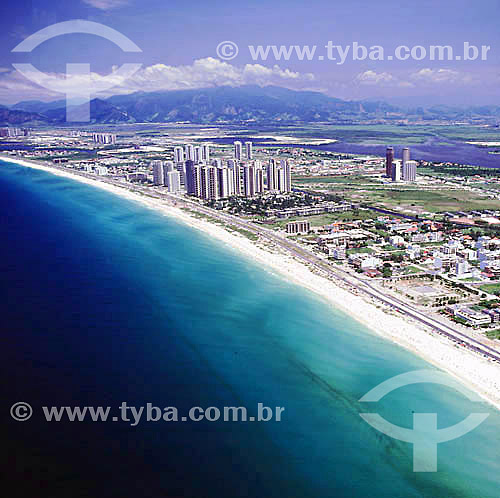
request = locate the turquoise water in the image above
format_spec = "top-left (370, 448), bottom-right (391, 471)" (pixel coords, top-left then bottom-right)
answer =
top-left (1, 160), bottom-right (499, 497)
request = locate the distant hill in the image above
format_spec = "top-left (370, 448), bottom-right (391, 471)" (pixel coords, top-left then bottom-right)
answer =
top-left (43, 99), bottom-right (133, 124)
top-left (5, 85), bottom-right (500, 125)
top-left (105, 86), bottom-right (397, 123)
top-left (0, 105), bottom-right (47, 126)
top-left (5, 86), bottom-right (398, 125)
top-left (11, 99), bottom-right (67, 114)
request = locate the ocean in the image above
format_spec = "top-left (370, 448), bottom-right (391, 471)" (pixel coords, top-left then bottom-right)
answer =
top-left (1, 159), bottom-right (499, 498)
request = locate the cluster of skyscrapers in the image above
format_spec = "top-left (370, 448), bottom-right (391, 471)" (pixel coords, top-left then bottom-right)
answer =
top-left (385, 147), bottom-right (417, 182)
top-left (0, 127), bottom-right (30, 137)
top-left (152, 141), bottom-right (292, 200)
top-left (151, 160), bottom-right (182, 193)
top-left (92, 133), bottom-right (116, 145)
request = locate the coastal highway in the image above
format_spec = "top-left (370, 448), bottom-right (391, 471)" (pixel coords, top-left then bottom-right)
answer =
top-left (164, 192), bottom-right (500, 364)
top-left (153, 191), bottom-right (500, 364)
top-left (16, 163), bottom-right (500, 364)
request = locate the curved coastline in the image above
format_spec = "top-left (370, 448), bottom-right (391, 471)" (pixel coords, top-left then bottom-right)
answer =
top-left (1, 154), bottom-right (499, 411)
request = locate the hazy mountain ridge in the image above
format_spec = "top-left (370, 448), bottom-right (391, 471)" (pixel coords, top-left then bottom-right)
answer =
top-left (0, 105), bottom-right (47, 126)
top-left (3, 85), bottom-right (500, 125)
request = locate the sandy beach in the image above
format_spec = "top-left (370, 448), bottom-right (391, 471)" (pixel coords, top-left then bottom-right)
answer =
top-left (2, 154), bottom-right (500, 411)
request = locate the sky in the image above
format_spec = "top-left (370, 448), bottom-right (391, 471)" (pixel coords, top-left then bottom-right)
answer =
top-left (0, 0), bottom-right (499, 106)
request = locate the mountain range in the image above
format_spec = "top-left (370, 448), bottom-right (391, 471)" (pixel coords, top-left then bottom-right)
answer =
top-left (2, 85), bottom-right (500, 126)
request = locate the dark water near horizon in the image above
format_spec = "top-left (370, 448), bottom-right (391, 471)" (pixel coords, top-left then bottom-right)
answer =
top-left (209, 137), bottom-right (500, 168)
top-left (1, 160), bottom-right (499, 498)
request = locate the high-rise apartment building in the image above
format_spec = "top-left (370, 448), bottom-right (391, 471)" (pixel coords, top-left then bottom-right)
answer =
top-left (152, 160), bottom-right (164, 185)
top-left (402, 160), bottom-right (417, 182)
top-left (386, 147), bottom-right (394, 177)
top-left (92, 133), bottom-right (116, 145)
top-left (174, 162), bottom-right (186, 187)
top-left (185, 144), bottom-right (195, 162)
top-left (217, 167), bottom-right (231, 198)
top-left (185, 160), bottom-right (201, 196)
top-left (255, 162), bottom-right (264, 193)
top-left (402, 147), bottom-right (410, 168)
top-left (391, 160), bottom-right (402, 182)
top-left (166, 171), bottom-right (181, 193)
top-left (229, 160), bottom-right (242, 195)
top-left (243, 165), bottom-right (256, 197)
top-left (234, 141), bottom-right (243, 161)
top-left (281, 160), bottom-right (292, 192)
top-left (245, 141), bottom-right (253, 160)
top-left (267, 159), bottom-right (278, 191)
top-left (202, 144), bottom-right (210, 162)
top-left (200, 166), bottom-right (219, 200)
top-left (174, 146), bottom-right (184, 163)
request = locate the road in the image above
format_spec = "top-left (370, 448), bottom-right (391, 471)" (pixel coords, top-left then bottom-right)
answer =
top-left (23, 164), bottom-right (500, 364)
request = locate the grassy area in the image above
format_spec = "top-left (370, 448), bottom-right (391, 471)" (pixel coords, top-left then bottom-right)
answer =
top-left (403, 265), bottom-right (422, 275)
top-left (230, 227), bottom-right (259, 241)
top-left (180, 208), bottom-right (220, 224)
top-left (479, 283), bottom-right (500, 295)
top-left (486, 329), bottom-right (500, 340)
top-left (363, 188), bottom-right (498, 212)
top-left (322, 210), bottom-right (378, 222)
top-left (295, 175), bottom-right (379, 185)
top-left (420, 241), bottom-right (445, 247)
top-left (180, 208), bottom-right (258, 241)
top-left (346, 247), bottom-right (374, 255)
top-left (381, 246), bottom-right (406, 255)
top-left (331, 185), bottom-right (499, 213)
top-left (266, 209), bottom-right (377, 229)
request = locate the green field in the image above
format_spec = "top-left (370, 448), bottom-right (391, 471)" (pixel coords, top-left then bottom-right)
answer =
top-left (300, 182), bottom-right (500, 213)
top-left (267, 209), bottom-right (378, 229)
top-left (363, 188), bottom-right (497, 212)
top-left (347, 247), bottom-right (374, 255)
top-left (230, 227), bottom-right (258, 241)
top-left (295, 175), bottom-right (379, 185)
top-left (403, 266), bottom-right (422, 275)
top-left (479, 283), bottom-right (500, 295)
top-left (486, 329), bottom-right (500, 340)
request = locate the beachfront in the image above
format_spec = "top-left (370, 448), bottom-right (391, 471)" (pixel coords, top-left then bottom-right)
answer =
top-left (2, 155), bottom-right (500, 411)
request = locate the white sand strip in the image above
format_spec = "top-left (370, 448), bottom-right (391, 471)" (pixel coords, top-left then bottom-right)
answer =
top-left (2, 155), bottom-right (499, 411)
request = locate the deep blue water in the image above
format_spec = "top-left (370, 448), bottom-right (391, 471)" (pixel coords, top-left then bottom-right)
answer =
top-left (1, 160), bottom-right (499, 498)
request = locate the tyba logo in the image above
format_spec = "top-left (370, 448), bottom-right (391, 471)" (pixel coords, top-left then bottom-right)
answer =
top-left (12, 20), bottom-right (142, 122)
top-left (359, 369), bottom-right (489, 472)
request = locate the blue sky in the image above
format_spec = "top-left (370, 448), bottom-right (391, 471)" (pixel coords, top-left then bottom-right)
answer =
top-left (0, 0), bottom-right (499, 105)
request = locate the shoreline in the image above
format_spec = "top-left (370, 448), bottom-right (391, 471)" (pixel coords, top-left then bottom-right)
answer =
top-left (2, 154), bottom-right (499, 411)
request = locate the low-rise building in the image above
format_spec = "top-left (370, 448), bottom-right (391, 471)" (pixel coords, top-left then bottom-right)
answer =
top-left (361, 256), bottom-right (383, 270)
top-left (455, 259), bottom-right (470, 277)
top-left (483, 309), bottom-right (500, 323)
top-left (329, 246), bottom-right (346, 260)
top-left (389, 235), bottom-right (405, 246)
top-left (453, 306), bottom-right (491, 326)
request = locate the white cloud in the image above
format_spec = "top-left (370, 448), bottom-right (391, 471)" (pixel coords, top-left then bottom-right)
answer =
top-left (123, 58), bottom-right (314, 93)
top-left (353, 68), bottom-right (478, 91)
top-left (82, 0), bottom-right (129, 10)
top-left (0, 57), bottom-right (316, 104)
top-left (410, 68), bottom-right (474, 84)
top-left (355, 70), bottom-right (394, 85)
